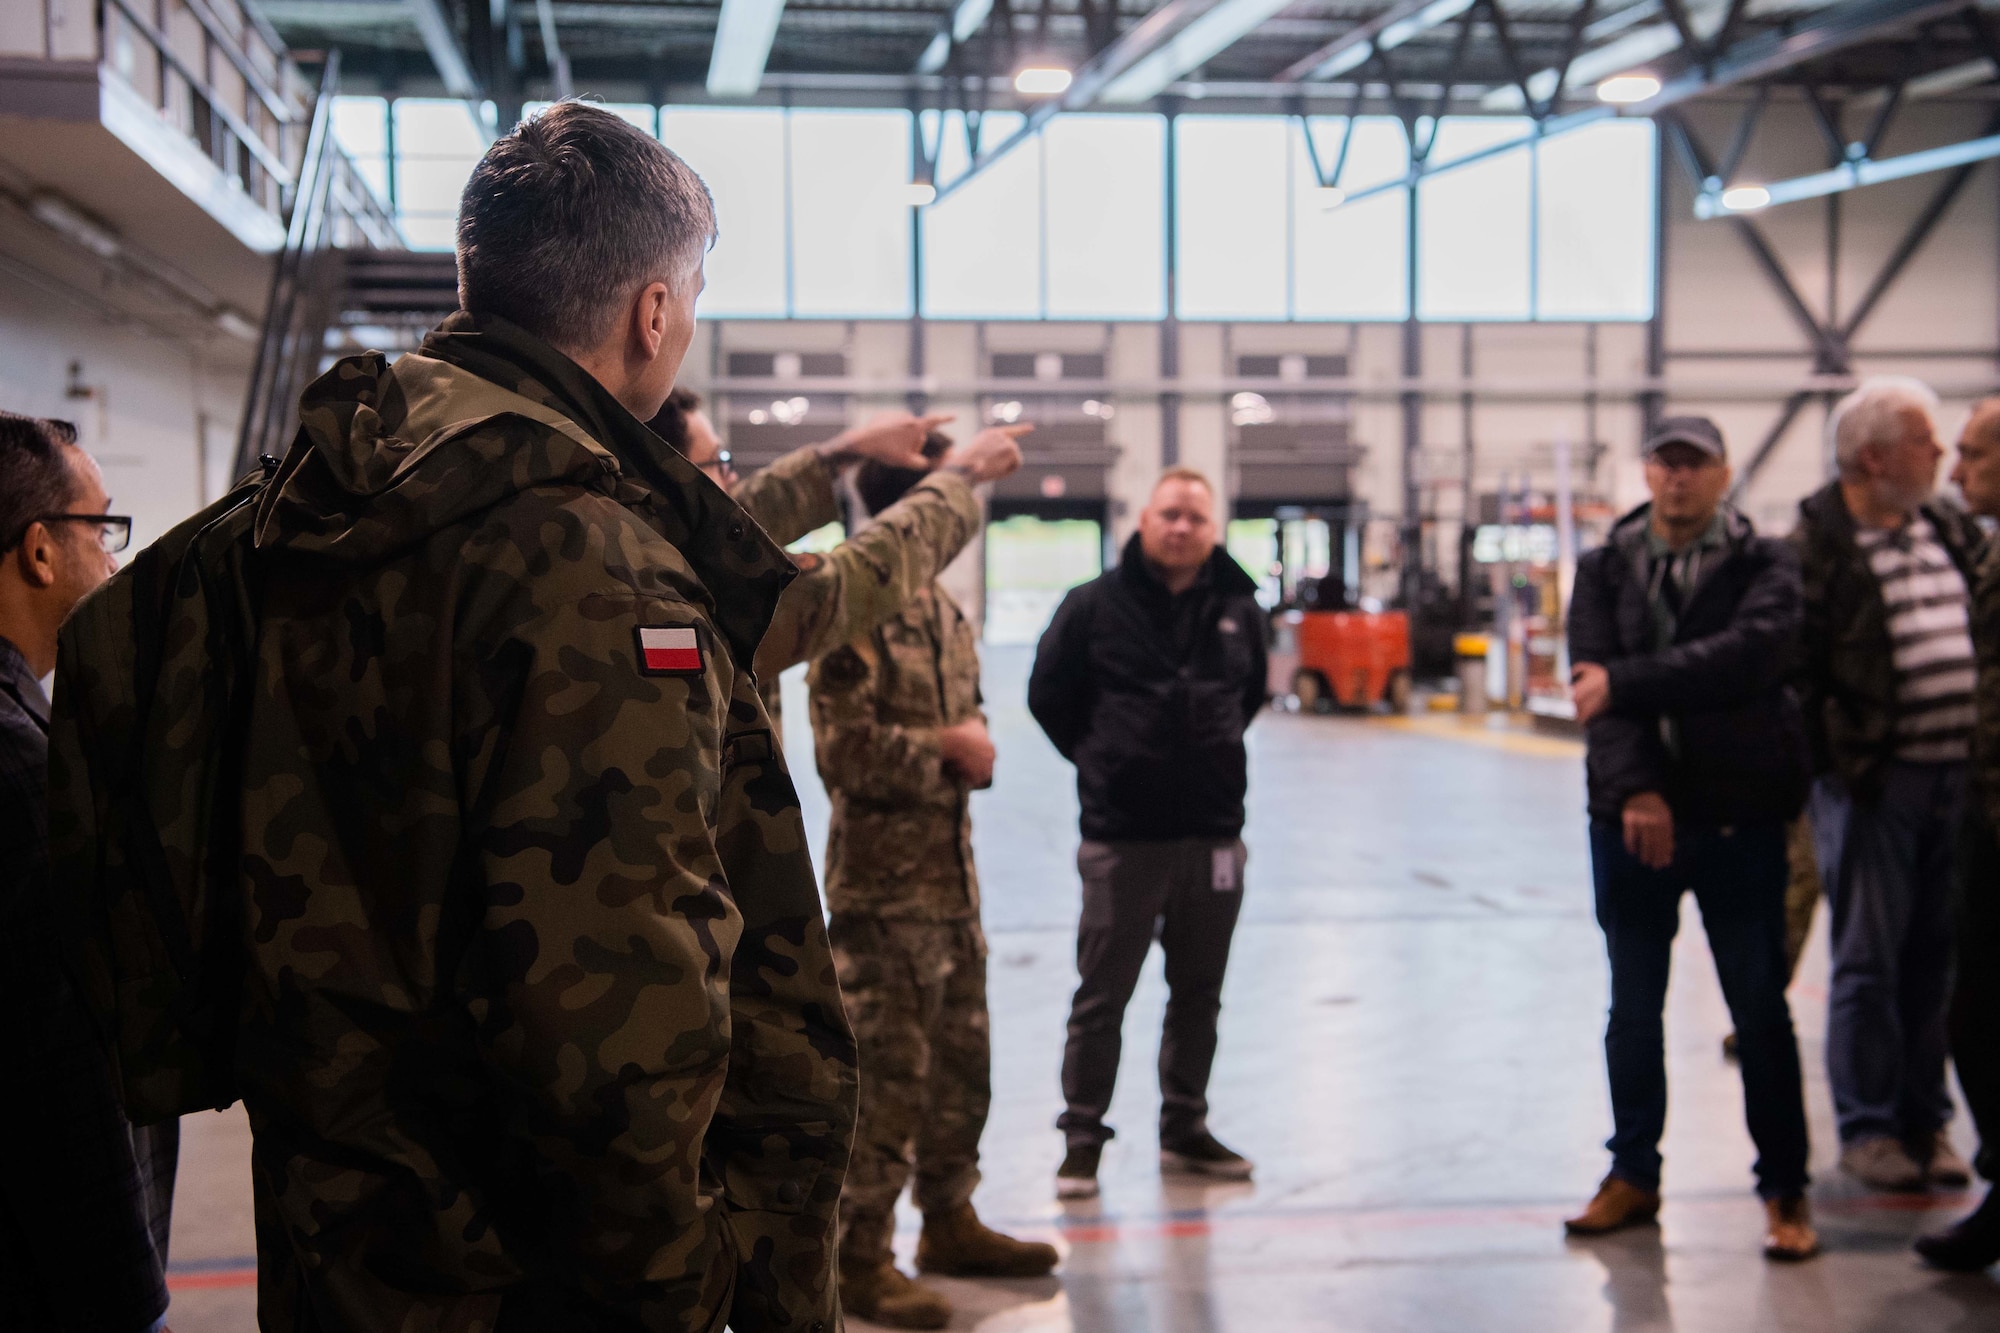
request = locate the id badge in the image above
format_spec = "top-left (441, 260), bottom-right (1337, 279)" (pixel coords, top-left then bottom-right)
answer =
top-left (1211, 846), bottom-right (1240, 893)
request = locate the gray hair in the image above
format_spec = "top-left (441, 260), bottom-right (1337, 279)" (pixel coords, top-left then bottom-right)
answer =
top-left (0, 413), bottom-right (80, 552)
top-left (1831, 376), bottom-right (1939, 475)
top-left (456, 100), bottom-right (715, 354)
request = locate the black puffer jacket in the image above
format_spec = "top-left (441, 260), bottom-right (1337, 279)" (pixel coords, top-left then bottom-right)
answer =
top-left (1790, 480), bottom-right (1986, 798)
top-left (1029, 535), bottom-right (1268, 841)
top-left (1568, 502), bottom-right (1810, 826)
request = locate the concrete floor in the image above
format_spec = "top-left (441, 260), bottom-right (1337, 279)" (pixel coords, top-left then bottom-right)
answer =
top-left (161, 645), bottom-right (2000, 1330)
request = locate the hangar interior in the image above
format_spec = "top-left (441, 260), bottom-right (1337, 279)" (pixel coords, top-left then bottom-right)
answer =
top-left (5, 0), bottom-right (2000, 1329)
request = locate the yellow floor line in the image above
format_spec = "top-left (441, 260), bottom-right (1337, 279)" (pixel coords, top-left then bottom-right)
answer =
top-left (1371, 713), bottom-right (1585, 760)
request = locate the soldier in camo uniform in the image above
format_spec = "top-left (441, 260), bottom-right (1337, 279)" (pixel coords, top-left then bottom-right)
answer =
top-left (226, 104), bottom-right (854, 1330)
top-left (645, 391), bottom-right (1026, 697)
top-left (807, 435), bottom-right (1059, 1330)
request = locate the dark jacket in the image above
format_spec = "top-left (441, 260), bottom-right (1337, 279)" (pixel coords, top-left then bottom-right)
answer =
top-left (1790, 480), bottom-right (1986, 797)
top-left (0, 636), bottom-right (168, 1332)
top-left (1568, 503), bottom-right (1810, 826)
top-left (1028, 534), bottom-right (1268, 842)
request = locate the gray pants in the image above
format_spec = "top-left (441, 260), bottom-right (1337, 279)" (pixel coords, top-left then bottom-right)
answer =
top-left (1058, 837), bottom-right (1246, 1150)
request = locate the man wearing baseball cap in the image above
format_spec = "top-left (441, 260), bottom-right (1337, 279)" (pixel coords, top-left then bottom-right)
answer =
top-left (1564, 416), bottom-right (1818, 1259)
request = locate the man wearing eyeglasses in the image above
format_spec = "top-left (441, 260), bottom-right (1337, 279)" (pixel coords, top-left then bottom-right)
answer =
top-left (0, 411), bottom-right (172, 1332)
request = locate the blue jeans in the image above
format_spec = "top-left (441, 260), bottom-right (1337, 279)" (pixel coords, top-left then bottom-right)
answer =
top-left (1811, 762), bottom-right (1962, 1146)
top-left (1589, 819), bottom-right (1810, 1198)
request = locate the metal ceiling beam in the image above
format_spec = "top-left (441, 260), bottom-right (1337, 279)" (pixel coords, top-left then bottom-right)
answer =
top-left (406, 0), bottom-right (480, 98)
top-left (1275, 0), bottom-right (1466, 84)
top-left (1630, 0), bottom-right (1972, 114)
top-left (1694, 126), bottom-right (2000, 217)
top-left (927, 0), bottom-right (1226, 202)
top-left (1324, 0), bottom-right (1988, 211)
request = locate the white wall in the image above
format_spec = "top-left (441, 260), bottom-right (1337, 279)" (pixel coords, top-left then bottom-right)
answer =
top-left (0, 267), bottom-right (250, 550)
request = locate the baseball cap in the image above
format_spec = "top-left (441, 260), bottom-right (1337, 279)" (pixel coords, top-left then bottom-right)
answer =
top-left (1642, 415), bottom-right (1726, 460)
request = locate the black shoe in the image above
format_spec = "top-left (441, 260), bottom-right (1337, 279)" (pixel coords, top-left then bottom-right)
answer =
top-left (1160, 1131), bottom-right (1253, 1181)
top-left (1916, 1189), bottom-right (2000, 1272)
top-left (1056, 1143), bottom-right (1101, 1199)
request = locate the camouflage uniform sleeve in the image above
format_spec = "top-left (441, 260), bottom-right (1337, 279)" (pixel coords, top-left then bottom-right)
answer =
top-left (734, 446), bottom-right (840, 548)
top-left (469, 581), bottom-right (748, 1306)
top-left (753, 471), bottom-right (982, 680)
top-left (807, 625), bottom-right (947, 805)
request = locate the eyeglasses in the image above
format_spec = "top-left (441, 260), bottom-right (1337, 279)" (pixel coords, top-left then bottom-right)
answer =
top-left (43, 513), bottom-right (133, 553)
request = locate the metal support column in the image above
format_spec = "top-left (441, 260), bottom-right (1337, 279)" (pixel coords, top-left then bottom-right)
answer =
top-left (1160, 102), bottom-right (1181, 467)
top-left (1399, 173), bottom-right (1422, 610)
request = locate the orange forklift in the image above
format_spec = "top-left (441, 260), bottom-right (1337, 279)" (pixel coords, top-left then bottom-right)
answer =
top-left (1275, 602), bottom-right (1412, 712)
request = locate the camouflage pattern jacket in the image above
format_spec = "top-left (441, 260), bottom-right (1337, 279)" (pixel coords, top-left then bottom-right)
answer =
top-left (1973, 542), bottom-right (2000, 833)
top-left (734, 454), bottom-right (983, 682)
top-left (237, 312), bottom-right (854, 1332)
top-left (806, 582), bottom-right (982, 921)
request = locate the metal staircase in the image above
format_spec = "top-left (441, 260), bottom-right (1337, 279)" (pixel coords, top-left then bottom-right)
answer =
top-left (232, 51), bottom-right (413, 477)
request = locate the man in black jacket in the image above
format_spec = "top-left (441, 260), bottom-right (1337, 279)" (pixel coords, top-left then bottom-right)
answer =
top-left (1028, 467), bottom-right (1267, 1201)
top-left (1563, 417), bottom-right (1817, 1261)
top-left (1793, 376), bottom-right (1982, 1193)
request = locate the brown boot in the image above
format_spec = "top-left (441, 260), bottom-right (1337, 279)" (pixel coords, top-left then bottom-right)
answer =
top-left (917, 1202), bottom-right (1060, 1277)
top-left (1564, 1175), bottom-right (1661, 1236)
top-left (840, 1261), bottom-right (952, 1330)
top-left (1763, 1195), bottom-right (1820, 1261)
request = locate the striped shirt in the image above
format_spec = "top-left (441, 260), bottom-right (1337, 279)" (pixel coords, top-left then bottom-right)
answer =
top-left (1857, 515), bottom-right (1976, 763)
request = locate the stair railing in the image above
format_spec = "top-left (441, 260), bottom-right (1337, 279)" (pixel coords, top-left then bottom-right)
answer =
top-left (234, 50), bottom-right (402, 478)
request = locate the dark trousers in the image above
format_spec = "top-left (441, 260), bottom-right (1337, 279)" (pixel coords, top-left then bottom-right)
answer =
top-left (1589, 819), bottom-right (1810, 1199)
top-left (1954, 810), bottom-right (2000, 1181)
top-left (1810, 762), bottom-right (1961, 1146)
top-left (1058, 837), bottom-right (1245, 1149)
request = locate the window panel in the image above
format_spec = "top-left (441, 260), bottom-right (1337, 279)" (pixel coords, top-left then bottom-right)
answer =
top-left (661, 107), bottom-right (789, 318)
top-left (1418, 117), bottom-right (1532, 320)
top-left (1043, 115), bottom-right (1165, 320)
top-left (1535, 119), bottom-right (1655, 320)
top-left (1175, 117), bottom-right (1288, 321)
top-left (1294, 116), bottom-right (1410, 321)
top-left (392, 99), bottom-right (485, 251)
top-left (522, 100), bottom-right (655, 132)
top-left (331, 95), bottom-right (387, 157)
top-left (922, 111), bottom-right (1041, 319)
top-left (788, 109), bottom-right (913, 318)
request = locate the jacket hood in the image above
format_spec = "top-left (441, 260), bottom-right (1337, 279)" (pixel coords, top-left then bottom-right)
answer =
top-left (1117, 530), bottom-right (1260, 598)
top-left (254, 345), bottom-right (620, 565)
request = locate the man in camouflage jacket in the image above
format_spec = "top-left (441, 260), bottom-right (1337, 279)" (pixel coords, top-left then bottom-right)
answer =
top-left (235, 105), bottom-right (853, 1331)
top-left (805, 442), bottom-right (1058, 1329)
top-left (645, 391), bottom-right (1024, 693)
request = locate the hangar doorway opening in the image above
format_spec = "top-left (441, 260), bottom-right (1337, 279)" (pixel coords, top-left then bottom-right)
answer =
top-left (984, 503), bottom-right (1105, 646)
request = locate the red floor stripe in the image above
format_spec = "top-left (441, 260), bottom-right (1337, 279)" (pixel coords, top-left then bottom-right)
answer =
top-left (168, 1268), bottom-right (257, 1291)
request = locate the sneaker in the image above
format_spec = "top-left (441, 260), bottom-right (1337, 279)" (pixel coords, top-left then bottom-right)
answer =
top-left (1924, 1128), bottom-right (1974, 1188)
top-left (1840, 1135), bottom-right (1926, 1192)
top-left (1563, 1174), bottom-right (1660, 1236)
top-left (1916, 1187), bottom-right (2000, 1271)
top-left (1160, 1131), bottom-right (1253, 1181)
top-left (1056, 1143), bottom-right (1101, 1200)
top-left (1763, 1195), bottom-right (1820, 1262)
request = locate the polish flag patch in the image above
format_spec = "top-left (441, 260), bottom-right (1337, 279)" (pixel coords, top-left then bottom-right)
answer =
top-left (635, 625), bottom-right (705, 676)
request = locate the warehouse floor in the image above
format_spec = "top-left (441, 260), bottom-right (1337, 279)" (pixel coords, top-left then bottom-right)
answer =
top-left (160, 646), bottom-right (2000, 1331)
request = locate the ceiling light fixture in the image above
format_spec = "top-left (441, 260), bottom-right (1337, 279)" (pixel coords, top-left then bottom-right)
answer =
top-left (904, 181), bottom-right (938, 206)
top-left (1719, 184), bottom-right (1771, 212)
top-left (1379, 0), bottom-right (1473, 51)
top-left (1595, 73), bottom-right (1661, 104)
top-left (707, 0), bottom-right (788, 96)
top-left (1315, 185), bottom-right (1347, 210)
top-left (1014, 65), bottom-right (1073, 96)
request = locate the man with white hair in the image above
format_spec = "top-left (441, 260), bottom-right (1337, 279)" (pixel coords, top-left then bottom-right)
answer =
top-left (1793, 376), bottom-right (1986, 1192)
